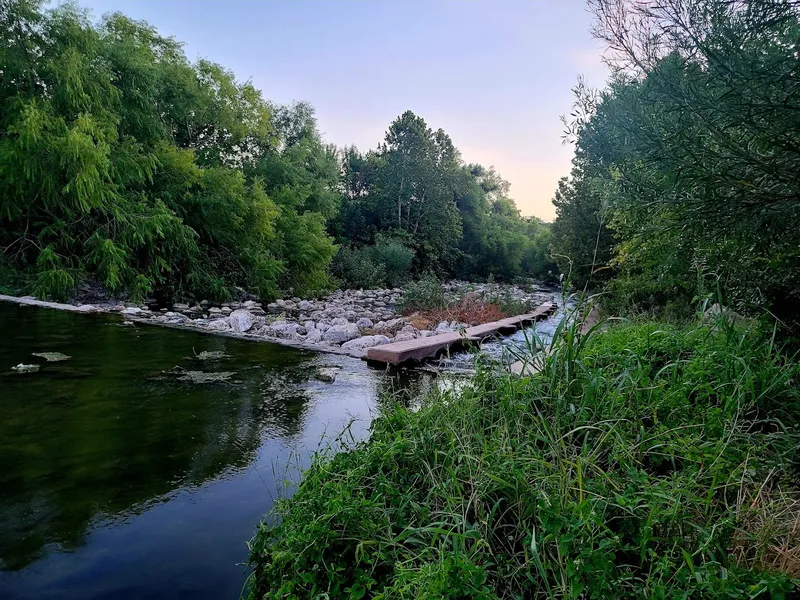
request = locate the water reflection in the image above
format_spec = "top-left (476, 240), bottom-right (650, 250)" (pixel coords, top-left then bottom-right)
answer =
top-left (0, 303), bottom-right (426, 599)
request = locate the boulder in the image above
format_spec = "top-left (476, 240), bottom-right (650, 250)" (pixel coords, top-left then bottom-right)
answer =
top-left (207, 319), bottom-right (232, 331)
top-left (323, 323), bottom-right (360, 344)
top-left (271, 321), bottom-right (302, 338)
top-left (435, 321), bottom-right (452, 333)
top-left (121, 307), bottom-right (144, 316)
top-left (164, 311), bottom-right (189, 324)
top-left (331, 317), bottom-right (349, 326)
top-left (305, 328), bottom-right (324, 343)
top-left (392, 332), bottom-right (416, 343)
top-left (228, 309), bottom-right (255, 332)
top-left (341, 335), bottom-right (391, 350)
top-left (298, 300), bottom-right (314, 311)
top-left (356, 317), bottom-right (374, 329)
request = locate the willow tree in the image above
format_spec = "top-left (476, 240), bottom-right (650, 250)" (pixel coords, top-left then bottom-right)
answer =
top-left (0, 0), bottom-right (336, 301)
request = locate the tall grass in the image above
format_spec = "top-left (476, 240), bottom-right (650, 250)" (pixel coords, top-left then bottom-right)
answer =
top-left (248, 313), bottom-right (800, 598)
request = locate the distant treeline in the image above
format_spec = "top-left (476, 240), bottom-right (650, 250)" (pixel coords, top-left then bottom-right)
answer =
top-left (0, 0), bottom-right (556, 303)
top-left (550, 0), bottom-right (800, 334)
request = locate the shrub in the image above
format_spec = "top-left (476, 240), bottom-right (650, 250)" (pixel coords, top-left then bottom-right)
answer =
top-left (332, 237), bottom-right (415, 290)
top-left (248, 319), bottom-right (800, 599)
top-left (398, 273), bottom-right (445, 313)
top-left (370, 234), bottom-right (415, 288)
top-left (330, 246), bottom-right (387, 290)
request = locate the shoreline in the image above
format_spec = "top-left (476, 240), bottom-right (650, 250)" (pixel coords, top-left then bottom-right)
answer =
top-left (0, 283), bottom-right (558, 366)
top-left (0, 293), bottom-right (371, 360)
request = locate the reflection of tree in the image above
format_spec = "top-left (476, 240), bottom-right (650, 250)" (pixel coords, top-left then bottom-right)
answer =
top-left (0, 314), bottom-right (317, 571)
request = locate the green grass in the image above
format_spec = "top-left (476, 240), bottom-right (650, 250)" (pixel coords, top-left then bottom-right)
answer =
top-left (248, 316), bottom-right (800, 599)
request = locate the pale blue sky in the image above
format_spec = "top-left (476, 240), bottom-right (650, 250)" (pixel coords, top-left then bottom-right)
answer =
top-left (78, 0), bottom-right (608, 219)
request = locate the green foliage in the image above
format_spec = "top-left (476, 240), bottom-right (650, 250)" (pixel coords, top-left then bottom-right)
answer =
top-left (249, 319), bottom-right (800, 598)
top-left (396, 273), bottom-right (445, 313)
top-left (0, 1), bottom-right (337, 302)
top-left (332, 118), bottom-right (558, 284)
top-left (332, 234), bottom-right (416, 290)
top-left (553, 1), bottom-right (800, 333)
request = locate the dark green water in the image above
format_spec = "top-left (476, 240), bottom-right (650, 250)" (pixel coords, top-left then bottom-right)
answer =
top-left (0, 302), bottom-right (425, 599)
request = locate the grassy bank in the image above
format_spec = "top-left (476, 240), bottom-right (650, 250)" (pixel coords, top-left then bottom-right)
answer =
top-left (248, 316), bottom-right (800, 598)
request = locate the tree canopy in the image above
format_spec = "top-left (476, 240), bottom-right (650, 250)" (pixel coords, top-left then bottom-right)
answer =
top-left (550, 0), bottom-right (800, 332)
top-left (0, 1), bottom-right (556, 302)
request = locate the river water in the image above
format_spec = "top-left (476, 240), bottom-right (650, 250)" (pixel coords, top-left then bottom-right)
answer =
top-left (0, 303), bottom-right (428, 599)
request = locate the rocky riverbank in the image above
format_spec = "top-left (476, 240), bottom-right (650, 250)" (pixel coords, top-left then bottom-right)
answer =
top-left (1, 282), bottom-right (556, 358)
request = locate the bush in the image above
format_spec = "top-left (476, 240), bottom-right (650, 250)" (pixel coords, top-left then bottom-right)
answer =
top-left (370, 234), bottom-right (415, 288)
top-left (248, 319), bottom-right (800, 599)
top-left (398, 274), bottom-right (445, 313)
top-left (331, 236), bottom-right (415, 290)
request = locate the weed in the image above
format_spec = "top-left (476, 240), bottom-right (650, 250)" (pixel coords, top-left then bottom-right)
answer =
top-left (248, 316), bottom-right (800, 598)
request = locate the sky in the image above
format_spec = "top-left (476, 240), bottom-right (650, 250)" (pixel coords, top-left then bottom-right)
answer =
top-left (78, 0), bottom-right (609, 220)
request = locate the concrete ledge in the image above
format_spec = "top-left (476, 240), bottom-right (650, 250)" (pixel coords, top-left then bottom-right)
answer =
top-left (0, 294), bottom-right (103, 313)
top-left (366, 302), bottom-right (555, 366)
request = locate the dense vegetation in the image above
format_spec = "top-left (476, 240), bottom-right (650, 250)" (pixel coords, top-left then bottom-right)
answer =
top-left (549, 0), bottom-right (800, 334)
top-left (250, 317), bottom-right (800, 598)
top-left (0, 0), bottom-right (554, 304)
top-left (248, 1), bottom-right (800, 598)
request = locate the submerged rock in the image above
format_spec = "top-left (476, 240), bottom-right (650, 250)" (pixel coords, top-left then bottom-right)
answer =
top-left (164, 366), bottom-right (235, 383)
top-left (32, 352), bottom-right (71, 362)
top-left (313, 367), bottom-right (339, 383)
top-left (193, 351), bottom-right (231, 360)
top-left (11, 363), bottom-right (40, 373)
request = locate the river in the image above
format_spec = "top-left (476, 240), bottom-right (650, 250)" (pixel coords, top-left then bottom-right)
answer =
top-left (0, 302), bottom-right (428, 599)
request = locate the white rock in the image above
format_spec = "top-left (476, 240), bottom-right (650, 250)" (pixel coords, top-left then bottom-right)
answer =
top-left (298, 300), bottom-right (314, 311)
top-left (341, 335), bottom-right (391, 350)
top-left (435, 321), bottom-right (452, 333)
top-left (228, 309), bottom-right (255, 332)
top-left (392, 332), bottom-right (416, 342)
top-left (207, 319), bottom-right (232, 331)
top-left (331, 317), bottom-right (349, 326)
top-left (121, 307), bottom-right (144, 316)
top-left (303, 320), bottom-right (315, 331)
top-left (306, 328), bottom-right (324, 343)
top-left (419, 330), bottom-right (435, 337)
top-left (271, 321), bottom-right (302, 338)
top-left (323, 323), bottom-right (360, 344)
top-left (243, 300), bottom-right (257, 309)
top-left (356, 318), bottom-right (373, 329)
